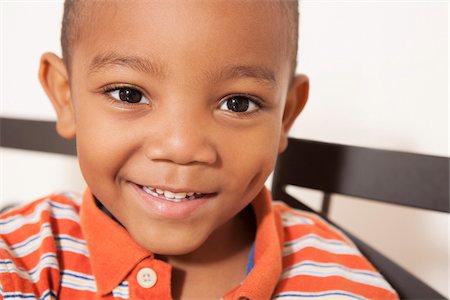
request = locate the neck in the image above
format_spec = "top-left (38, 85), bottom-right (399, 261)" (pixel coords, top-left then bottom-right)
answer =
top-left (167, 204), bottom-right (255, 263)
top-left (163, 204), bottom-right (256, 299)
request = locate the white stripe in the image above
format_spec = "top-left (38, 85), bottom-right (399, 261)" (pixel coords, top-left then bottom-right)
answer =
top-left (0, 253), bottom-right (59, 283)
top-left (1, 223), bottom-right (89, 259)
top-left (280, 211), bottom-right (315, 227)
top-left (58, 191), bottom-right (82, 206)
top-left (283, 234), bottom-right (360, 256)
top-left (112, 281), bottom-right (129, 299)
top-left (60, 270), bottom-right (97, 292)
top-left (283, 207), bottom-right (356, 247)
top-left (0, 223), bottom-right (53, 258)
top-left (55, 235), bottom-right (90, 257)
top-left (272, 290), bottom-right (367, 300)
top-left (0, 289), bottom-right (56, 300)
top-left (281, 261), bottom-right (395, 292)
top-left (0, 199), bottom-right (80, 234)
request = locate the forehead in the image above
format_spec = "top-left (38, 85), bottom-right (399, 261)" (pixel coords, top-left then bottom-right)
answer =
top-left (73, 1), bottom-right (291, 86)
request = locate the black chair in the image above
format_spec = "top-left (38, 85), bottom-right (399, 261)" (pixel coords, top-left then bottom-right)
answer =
top-left (0, 117), bottom-right (76, 156)
top-left (272, 137), bottom-right (449, 299)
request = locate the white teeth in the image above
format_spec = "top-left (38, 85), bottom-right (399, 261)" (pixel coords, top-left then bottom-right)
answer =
top-left (142, 185), bottom-right (205, 202)
top-left (163, 191), bottom-right (175, 199)
top-left (143, 186), bottom-right (153, 194)
top-left (174, 192), bottom-right (187, 199)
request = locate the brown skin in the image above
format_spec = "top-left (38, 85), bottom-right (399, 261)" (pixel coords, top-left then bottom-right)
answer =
top-left (39, 1), bottom-right (308, 298)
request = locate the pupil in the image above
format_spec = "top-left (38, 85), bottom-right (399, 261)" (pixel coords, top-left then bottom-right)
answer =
top-left (227, 97), bottom-right (249, 112)
top-left (119, 88), bottom-right (142, 103)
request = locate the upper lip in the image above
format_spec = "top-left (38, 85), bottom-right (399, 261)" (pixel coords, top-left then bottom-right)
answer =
top-left (131, 182), bottom-right (215, 195)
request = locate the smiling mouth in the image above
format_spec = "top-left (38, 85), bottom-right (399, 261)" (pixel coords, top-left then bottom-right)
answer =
top-left (138, 185), bottom-right (210, 203)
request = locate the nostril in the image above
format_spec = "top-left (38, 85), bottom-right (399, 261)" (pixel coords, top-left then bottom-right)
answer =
top-left (143, 138), bottom-right (218, 166)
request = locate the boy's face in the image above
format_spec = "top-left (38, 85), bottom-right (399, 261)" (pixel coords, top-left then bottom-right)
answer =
top-left (41, 1), bottom-right (308, 255)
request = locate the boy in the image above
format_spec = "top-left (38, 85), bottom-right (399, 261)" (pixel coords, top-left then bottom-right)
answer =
top-left (1, 1), bottom-right (397, 299)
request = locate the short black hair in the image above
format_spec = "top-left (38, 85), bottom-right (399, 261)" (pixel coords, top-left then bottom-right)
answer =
top-left (61, 0), bottom-right (299, 76)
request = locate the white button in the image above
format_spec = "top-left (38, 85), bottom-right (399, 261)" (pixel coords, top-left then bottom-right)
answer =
top-left (137, 267), bottom-right (157, 288)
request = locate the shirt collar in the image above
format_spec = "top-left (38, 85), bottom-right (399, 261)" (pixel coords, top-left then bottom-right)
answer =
top-left (227, 187), bottom-right (284, 300)
top-left (80, 187), bottom-right (283, 298)
top-left (80, 189), bottom-right (153, 295)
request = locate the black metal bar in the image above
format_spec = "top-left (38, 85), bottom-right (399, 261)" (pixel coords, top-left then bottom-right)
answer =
top-left (0, 117), bottom-right (76, 156)
top-left (275, 138), bottom-right (449, 213)
top-left (321, 192), bottom-right (332, 217)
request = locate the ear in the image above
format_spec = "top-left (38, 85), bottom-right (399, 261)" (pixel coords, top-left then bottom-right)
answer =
top-left (39, 52), bottom-right (76, 139)
top-left (278, 74), bottom-right (309, 153)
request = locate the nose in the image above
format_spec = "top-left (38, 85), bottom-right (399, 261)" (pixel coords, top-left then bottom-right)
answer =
top-left (143, 107), bottom-right (218, 166)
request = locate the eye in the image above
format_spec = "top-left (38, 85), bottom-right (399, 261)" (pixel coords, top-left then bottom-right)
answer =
top-left (219, 95), bottom-right (260, 113)
top-left (107, 86), bottom-right (149, 104)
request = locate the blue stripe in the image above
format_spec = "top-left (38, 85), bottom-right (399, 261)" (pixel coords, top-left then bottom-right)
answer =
top-left (8, 224), bottom-right (51, 250)
top-left (3, 290), bottom-right (56, 300)
top-left (3, 294), bottom-right (37, 299)
top-left (48, 201), bottom-right (77, 212)
top-left (272, 291), bottom-right (365, 300)
top-left (55, 245), bottom-right (89, 256)
top-left (285, 261), bottom-right (382, 279)
top-left (0, 199), bottom-right (77, 226)
top-left (246, 242), bottom-right (255, 275)
top-left (27, 253), bottom-right (58, 276)
top-left (112, 291), bottom-right (129, 298)
top-left (54, 236), bottom-right (86, 245)
top-left (55, 235), bottom-right (88, 253)
top-left (284, 234), bottom-right (347, 248)
top-left (61, 281), bottom-right (96, 292)
top-left (0, 253), bottom-right (56, 274)
top-left (61, 270), bottom-right (95, 281)
top-left (0, 215), bottom-right (20, 226)
top-left (1, 253), bottom-right (58, 277)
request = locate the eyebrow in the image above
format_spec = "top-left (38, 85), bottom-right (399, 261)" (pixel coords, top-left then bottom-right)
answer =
top-left (216, 65), bottom-right (278, 88)
top-left (88, 52), bottom-right (277, 88)
top-left (88, 52), bottom-right (166, 78)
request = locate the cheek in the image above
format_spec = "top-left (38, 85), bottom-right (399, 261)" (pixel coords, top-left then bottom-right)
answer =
top-left (221, 121), bottom-right (281, 192)
top-left (74, 104), bottom-right (140, 192)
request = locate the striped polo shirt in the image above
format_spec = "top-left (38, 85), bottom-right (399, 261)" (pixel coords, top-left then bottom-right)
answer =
top-left (0, 188), bottom-right (398, 299)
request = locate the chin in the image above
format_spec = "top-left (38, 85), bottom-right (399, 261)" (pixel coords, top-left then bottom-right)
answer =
top-left (147, 241), bottom-right (205, 257)
top-left (131, 230), bottom-right (207, 256)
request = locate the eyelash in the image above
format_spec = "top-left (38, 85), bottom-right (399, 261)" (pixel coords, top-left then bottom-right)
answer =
top-left (218, 94), bottom-right (264, 116)
top-left (101, 84), bottom-right (265, 115)
top-left (102, 84), bottom-right (149, 106)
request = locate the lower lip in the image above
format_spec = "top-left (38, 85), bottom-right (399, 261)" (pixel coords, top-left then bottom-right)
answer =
top-left (129, 182), bottom-right (212, 220)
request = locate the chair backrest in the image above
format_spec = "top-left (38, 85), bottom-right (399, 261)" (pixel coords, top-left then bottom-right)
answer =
top-left (272, 138), bottom-right (449, 215)
top-left (272, 137), bottom-right (449, 299)
top-left (0, 117), bottom-right (76, 155)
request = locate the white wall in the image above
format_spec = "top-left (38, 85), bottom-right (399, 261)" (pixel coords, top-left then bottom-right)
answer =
top-left (1, 1), bottom-right (448, 297)
top-left (289, 1), bottom-right (449, 297)
top-left (1, 1), bottom-right (86, 203)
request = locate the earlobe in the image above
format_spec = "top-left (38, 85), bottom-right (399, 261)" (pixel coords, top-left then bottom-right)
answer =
top-left (39, 52), bottom-right (76, 139)
top-left (278, 74), bottom-right (309, 153)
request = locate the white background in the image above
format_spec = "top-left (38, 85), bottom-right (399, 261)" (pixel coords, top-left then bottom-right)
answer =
top-left (1, 0), bottom-right (448, 296)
